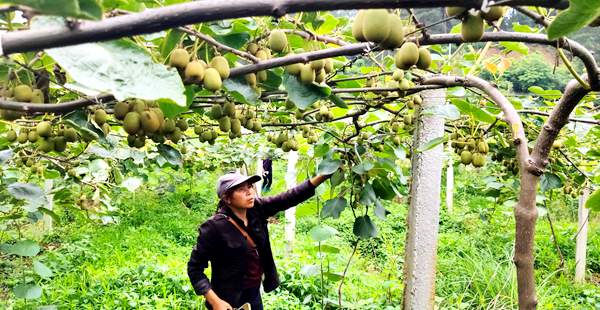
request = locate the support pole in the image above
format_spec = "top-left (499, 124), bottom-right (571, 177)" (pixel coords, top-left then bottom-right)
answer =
top-left (575, 186), bottom-right (591, 283)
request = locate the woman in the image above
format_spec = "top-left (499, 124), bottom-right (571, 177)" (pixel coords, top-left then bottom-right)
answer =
top-left (187, 171), bottom-right (329, 310)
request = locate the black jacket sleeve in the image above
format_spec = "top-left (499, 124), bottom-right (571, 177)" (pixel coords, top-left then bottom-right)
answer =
top-left (255, 179), bottom-right (316, 219)
top-left (187, 219), bottom-right (220, 296)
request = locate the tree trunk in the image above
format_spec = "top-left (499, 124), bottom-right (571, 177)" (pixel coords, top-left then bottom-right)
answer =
top-left (446, 145), bottom-right (454, 213)
top-left (575, 186), bottom-right (591, 283)
top-left (255, 157), bottom-right (263, 198)
top-left (284, 151), bottom-right (298, 254)
top-left (402, 88), bottom-right (446, 309)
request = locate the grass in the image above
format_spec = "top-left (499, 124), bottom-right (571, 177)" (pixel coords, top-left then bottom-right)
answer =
top-left (1, 165), bottom-right (599, 309)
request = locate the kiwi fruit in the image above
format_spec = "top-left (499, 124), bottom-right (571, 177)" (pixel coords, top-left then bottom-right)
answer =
top-left (245, 73), bottom-right (257, 88)
top-left (163, 118), bottom-right (176, 133)
top-left (141, 110), bottom-right (160, 133)
top-left (176, 119), bottom-right (188, 131)
top-left (257, 70), bottom-right (268, 82)
top-left (17, 131), bottom-right (28, 144)
top-left (94, 109), bottom-right (107, 125)
top-left (219, 116), bottom-right (231, 132)
top-left (472, 153), bottom-right (486, 167)
top-left (6, 129), bottom-right (17, 142)
top-left (53, 136), bottom-right (67, 152)
top-left (28, 130), bottom-right (39, 143)
top-left (170, 48), bottom-right (190, 68)
top-left (201, 130), bottom-right (213, 142)
top-left (14, 85), bottom-right (33, 102)
top-left (114, 101), bottom-right (130, 120)
top-left (247, 43), bottom-right (259, 55)
top-left (64, 128), bottom-right (78, 142)
top-left (38, 138), bottom-right (54, 153)
top-left (133, 136), bottom-right (146, 148)
top-left (210, 104), bottom-right (223, 120)
top-left (403, 114), bottom-right (413, 125)
top-left (269, 29), bottom-right (288, 53)
top-left (461, 13), bottom-right (485, 42)
top-left (315, 69), bottom-right (326, 84)
top-left (185, 61), bottom-right (205, 82)
top-left (460, 150), bottom-right (473, 165)
top-left (36, 121), bottom-right (52, 138)
top-left (131, 100), bottom-right (147, 114)
top-left (310, 59), bottom-right (325, 71)
top-left (255, 49), bottom-right (269, 60)
top-left (223, 102), bottom-right (236, 118)
top-left (362, 9), bottom-right (391, 43)
top-left (300, 64), bottom-right (315, 85)
top-left (413, 94), bottom-right (423, 105)
top-left (416, 47), bottom-right (432, 70)
top-left (31, 89), bottom-right (44, 103)
top-left (382, 14), bottom-right (404, 48)
top-left (392, 69), bottom-right (404, 81)
top-left (482, 6), bottom-right (507, 22)
top-left (210, 56), bottom-right (230, 79)
top-left (203, 68), bottom-right (223, 91)
top-left (399, 79), bottom-right (411, 91)
top-left (446, 7), bottom-right (467, 17)
top-left (324, 59), bottom-right (334, 74)
top-left (352, 10), bottom-right (367, 42)
top-left (170, 129), bottom-right (182, 143)
top-left (395, 42), bottom-right (419, 70)
top-left (477, 140), bottom-right (489, 153)
top-left (231, 118), bottom-right (242, 135)
top-left (285, 59), bottom-right (302, 75)
top-left (123, 112), bottom-right (142, 135)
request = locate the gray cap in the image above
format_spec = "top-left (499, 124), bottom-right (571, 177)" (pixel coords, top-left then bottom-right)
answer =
top-left (216, 171), bottom-right (261, 199)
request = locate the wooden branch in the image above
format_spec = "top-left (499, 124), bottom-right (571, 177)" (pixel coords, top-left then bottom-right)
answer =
top-left (178, 27), bottom-right (260, 63)
top-left (518, 110), bottom-right (600, 125)
top-left (0, 0), bottom-right (569, 55)
top-left (282, 29), bottom-right (349, 46)
top-left (0, 94), bottom-right (114, 113)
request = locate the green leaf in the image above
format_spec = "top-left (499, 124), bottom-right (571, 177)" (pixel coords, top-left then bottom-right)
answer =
top-left (63, 109), bottom-right (103, 142)
top-left (359, 183), bottom-right (377, 206)
top-left (320, 197), bottom-right (347, 219)
top-left (329, 94), bottom-right (348, 109)
top-left (421, 104), bottom-right (460, 120)
top-left (540, 173), bottom-right (563, 192)
top-left (39, 207), bottom-right (60, 225)
top-left (314, 244), bottom-right (340, 254)
top-left (417, 137), bottom-right (446, 153)
top-left (586, 189), bottom-right (600, 211)
top-left (451, 98), bottom-right (496, 124)
top-left (33, 260), bottom-right (53, 279)
top-left (4, 0), bottom-right (79, 18)
top-left (32, 17), bottom-right (185, 106)
top-left (4, 240), bottom-right (40, 257)
top-left (314, 143), bottom-right (330, 157)
top-left (547, 0), bottom-right (600, 40)
top-left (223, 77), bottom-right (260, 104)
top-left (353, 215), bottom-right (377, 239)
top-left (8, 183), bottom-right (44, 203)
top-left (317, 159), bottom-right (341, 175)
top-left (324, 272), bottom-right (344, 282)
top-left (13, 283), bottom-right (42, 300)
top-left (500, 42), bottom-right (529, 55)
top-left (309, 225), bottom-right (338, 242)
top-left (351, 161), bottom-right (374, 175)
top-left (372, 178), bottom-right (396, 200)
top-left (329, 170), bottom-right (344, 188)
top-left (77, 0), bottom-right (103, 20)
top-left (282, 73), bottom-right (330, 110)
top-left (157, 144), bottom-right (182, 167)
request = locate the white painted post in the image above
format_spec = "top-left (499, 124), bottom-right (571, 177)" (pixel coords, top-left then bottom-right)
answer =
top-left (446, 145), bottom-right (454, 213)
top-left (402, 88), bottom-right (446, 309)
top-left (255, 157), bottom-right (263, 198)
top-left (575, 186), bottom-right (591, 283)
top-left (284, 151), bottom-right (298, 254)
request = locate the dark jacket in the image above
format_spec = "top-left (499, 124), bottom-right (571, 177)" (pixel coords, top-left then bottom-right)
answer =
top-left (187, 179), bottom-right (316, 307)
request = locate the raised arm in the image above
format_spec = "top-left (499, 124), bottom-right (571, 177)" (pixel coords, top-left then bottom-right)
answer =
top-left (256, 174), bottom-right (330, 218)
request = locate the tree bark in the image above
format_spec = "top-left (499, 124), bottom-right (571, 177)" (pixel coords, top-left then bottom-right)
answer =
top-left (446, 145), bottom-right (454, 213)
top-left (284, 150), bottom-right (298, 254)
top-left (402, 87), bottom-right (445, 309)
top-left (0, 0), bottom-right (569, 55)
top-left (575, 186), bottom-right (591, 283)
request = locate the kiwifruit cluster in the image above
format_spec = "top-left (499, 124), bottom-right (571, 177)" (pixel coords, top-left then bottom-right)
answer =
top-left (352, 9), bottom-right (405, 48)
top-left (446, 6), bottom-right (507, 42)
top-left (194, 125), bottom-right (219, 145)
top-left (394, 43), bottom-right (432, 70)
top-left (5, 121), bottom-right (80, 153)
top-left (207, 101), bottom-right (243, 138)
top-left (450, 132), bottom-right (489, 167)
top-left (267, 131), bottom-right (299, 152)
top-left (300, 125), bottom-right (319, 144)
top-left (112, 99), bottom-right (187, 148)
top-left (562, 184), bottom-right (580, 198)
top-left (0, 84), bottom-right (46, 120)
top-left (170, 48), bottom-right (230, 92)
top-left (240, 108), bottom-right (262, 133)
top-left (315, 105), bottom-right (334, 122)
top-left (246, 44), bottom-right (273, 84)
top-left (286, 58), bottom-right (334, 85)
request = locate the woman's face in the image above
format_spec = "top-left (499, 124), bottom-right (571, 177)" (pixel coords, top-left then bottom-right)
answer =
top-left (225, 182), bottom-right (256, 209)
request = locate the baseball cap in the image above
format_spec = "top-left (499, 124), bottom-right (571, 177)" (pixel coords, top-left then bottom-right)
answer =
top-left (216, 171), bottom-right (261, 199)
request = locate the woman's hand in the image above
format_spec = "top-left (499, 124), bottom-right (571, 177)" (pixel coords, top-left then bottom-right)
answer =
top-left (211, 299), bottom-right (234, 310)
top-left (205, 289), bottom-right (233, 310)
